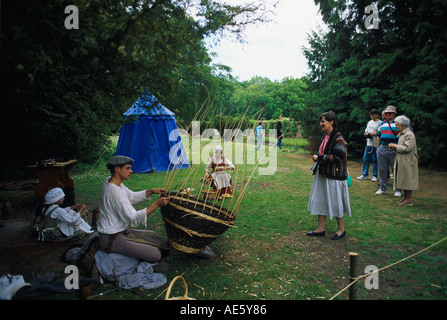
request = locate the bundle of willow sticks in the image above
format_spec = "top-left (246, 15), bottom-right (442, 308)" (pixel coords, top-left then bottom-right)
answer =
top-left (160, 94), bottom-right (267, 254)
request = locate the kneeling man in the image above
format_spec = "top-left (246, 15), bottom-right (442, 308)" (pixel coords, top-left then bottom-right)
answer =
top-left (97, 155), bottom-right (170, 262)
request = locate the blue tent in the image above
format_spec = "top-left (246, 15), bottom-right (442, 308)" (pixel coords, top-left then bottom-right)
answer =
top-left (115, 92), bottom-right (190, 173)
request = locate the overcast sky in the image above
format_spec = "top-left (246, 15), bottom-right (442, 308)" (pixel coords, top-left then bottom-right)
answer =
top-left (206, 0), bottom-right (326, 82)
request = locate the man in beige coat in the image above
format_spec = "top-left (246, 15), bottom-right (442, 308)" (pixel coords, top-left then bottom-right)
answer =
top-left (389, 116), bottom-right (419, 206)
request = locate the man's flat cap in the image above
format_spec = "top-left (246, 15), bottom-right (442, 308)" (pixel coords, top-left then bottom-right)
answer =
top-left (106, 155), bottom-right (134, 168)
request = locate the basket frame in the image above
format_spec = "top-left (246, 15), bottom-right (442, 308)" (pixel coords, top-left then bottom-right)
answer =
top-left (161, 193), bottom-right (235, 254)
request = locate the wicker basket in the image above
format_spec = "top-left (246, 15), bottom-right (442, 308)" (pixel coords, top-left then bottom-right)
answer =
top-left (202, 189), bottom-right (219, 200)
top-left (161, 192), bottom-right (235, 254)
top-left (165, 276), bottom-right (196, 300)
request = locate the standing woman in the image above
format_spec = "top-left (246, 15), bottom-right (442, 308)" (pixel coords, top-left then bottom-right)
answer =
top-left (388, 116), bottom-right (419, 206)
top-left (307, 111), bottom-right (351, 240)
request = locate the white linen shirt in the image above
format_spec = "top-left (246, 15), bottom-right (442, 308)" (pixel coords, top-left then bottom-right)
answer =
top-left (97, 177), bottom-right (151, 234)
top-left (45, 205), bottom-right (93, 236)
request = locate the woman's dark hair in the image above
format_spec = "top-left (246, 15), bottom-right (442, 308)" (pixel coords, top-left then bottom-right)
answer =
top-left (319, 111), bottom-right (338, 128)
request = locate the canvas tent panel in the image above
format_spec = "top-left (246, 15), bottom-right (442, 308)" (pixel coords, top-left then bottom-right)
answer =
top-left (148, 118), bottom-right (172, 172)
top-left (115, 122), bottom-right (135, 157)
top-left (115, 92), bottom-right (189, 173)
top-left (124, 94), bottom-right (175, 119)
top-left (137, 119), bottom-right (153, 173)
top-left (116, 119), bottom-right (152, 173)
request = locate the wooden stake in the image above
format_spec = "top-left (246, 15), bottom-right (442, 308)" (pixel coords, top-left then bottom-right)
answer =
top-left (349, 252), bottom-right (358, 300)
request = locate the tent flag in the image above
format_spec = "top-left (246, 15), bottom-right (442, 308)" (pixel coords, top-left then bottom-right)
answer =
top-left (115, 92), bottom-right (190, 173)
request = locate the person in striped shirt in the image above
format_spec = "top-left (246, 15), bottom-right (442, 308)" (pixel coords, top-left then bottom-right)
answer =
top-left (375, 105), bottom-right (402, 197)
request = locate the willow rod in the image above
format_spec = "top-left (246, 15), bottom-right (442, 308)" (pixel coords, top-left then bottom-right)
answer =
top-left (163, 90), bottom-right (211, 191)
top-left (164, 95), bottom-right (215, 195)
top-left (161, 93), bottom-right (268, 222)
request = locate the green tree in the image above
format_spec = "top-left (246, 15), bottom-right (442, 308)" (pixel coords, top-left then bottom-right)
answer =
top-left (303, 0), bottom-right (447, 165)
top-left (229, 76), bottom-right (308, 121)
top-left (0, 0), bottom-right (271, 178)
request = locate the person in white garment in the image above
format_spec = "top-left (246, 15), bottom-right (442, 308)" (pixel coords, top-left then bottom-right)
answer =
top-left (204, 146), bottom-right (235, 198)
top-left (97, 155), bottom-right (170, 262)
top-left (256, 121), bottom-right (263, 150)
top-left (38, 188), bottom-right (93, 242)
top-left (357, 109), bottom-right (381, 182)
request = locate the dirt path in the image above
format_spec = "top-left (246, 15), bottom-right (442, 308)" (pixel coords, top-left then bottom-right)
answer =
top-left (0, 189), bottom-right (89, 278)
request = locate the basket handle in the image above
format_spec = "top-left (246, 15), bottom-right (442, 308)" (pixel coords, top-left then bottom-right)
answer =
top-left (165, 276), bottom-right (188, 300)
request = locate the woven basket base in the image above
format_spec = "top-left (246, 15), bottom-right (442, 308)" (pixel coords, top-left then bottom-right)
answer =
top-left (168, 240), bottom-right (202, 254)
top-left (161, 193), bottom-right (235, 254)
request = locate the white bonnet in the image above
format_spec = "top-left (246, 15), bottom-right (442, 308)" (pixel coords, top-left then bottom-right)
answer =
top-left (214, 146), bottom-right (223, 154)
top-left (44, 188), bottom-right (65, 205)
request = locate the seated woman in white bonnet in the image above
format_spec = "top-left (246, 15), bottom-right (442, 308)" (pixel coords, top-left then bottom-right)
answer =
top-left (37, 187), bottom-right (93, 242)
top-left (204, 146), bottom-right (235, 198)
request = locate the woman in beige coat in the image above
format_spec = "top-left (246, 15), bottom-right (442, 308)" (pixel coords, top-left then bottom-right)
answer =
top-left (389, 116), bottom-right (419, 206)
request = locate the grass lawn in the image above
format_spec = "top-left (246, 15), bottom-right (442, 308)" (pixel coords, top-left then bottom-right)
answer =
top-left (70, 137), bottom-right (447, 300)
top-left (1, 137), bottom-right (446, 300)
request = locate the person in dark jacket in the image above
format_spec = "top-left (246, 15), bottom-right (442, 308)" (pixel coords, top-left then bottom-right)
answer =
top-left (307, 111), bottom-right (351, 240)
top-left (276, 120), bottom-right (283, 149)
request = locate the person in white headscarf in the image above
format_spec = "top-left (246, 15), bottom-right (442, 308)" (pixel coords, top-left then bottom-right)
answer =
top-left (389, 115), bottom-right (419, 206)
top-left (38, 188), bottom-right (93, 242)
top-left (204, 146), bottom-right (235, 198)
